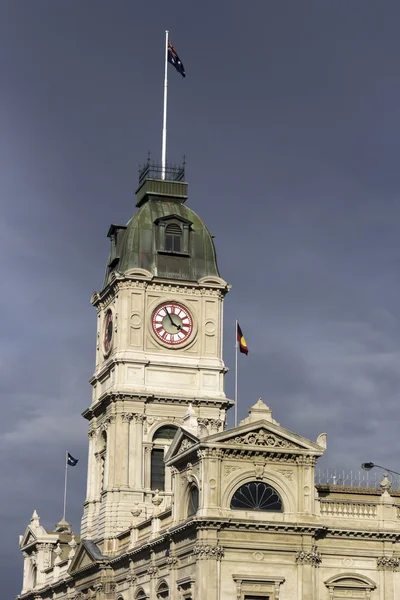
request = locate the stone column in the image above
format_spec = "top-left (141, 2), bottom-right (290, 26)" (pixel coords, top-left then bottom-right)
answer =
top-left (131, 415), bottom-right (145, 489)
top-left (105, 415), bottom-right (116, 489)
top-left (120, 413), bottom-right (132, 488)
top-left (86, 429), bottom-right (97, 500)
top-left (377, 556), bottom-right (399, 600)
top-left (296, 545), bottom-right (321, 600)
top-left (193, 544), bottom-right (224, 600)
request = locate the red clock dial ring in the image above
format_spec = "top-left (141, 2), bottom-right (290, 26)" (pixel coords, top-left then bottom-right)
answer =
top-left (103, 309), bottom-right (113, 355)
top-left (152, 302), bottom-right (193, 346)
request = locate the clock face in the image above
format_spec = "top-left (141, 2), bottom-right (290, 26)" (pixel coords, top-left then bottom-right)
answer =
top-left (103, 309), bottom-right (113, 355)
top-left (152, 302), bottom-right (193, 345)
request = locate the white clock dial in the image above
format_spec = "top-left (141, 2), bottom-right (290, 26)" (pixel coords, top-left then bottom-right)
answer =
top-left (152, 302), bottom-right (193, 345)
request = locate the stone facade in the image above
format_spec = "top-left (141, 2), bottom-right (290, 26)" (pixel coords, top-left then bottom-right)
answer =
top-left (17, 174), bottom-right (400, 600)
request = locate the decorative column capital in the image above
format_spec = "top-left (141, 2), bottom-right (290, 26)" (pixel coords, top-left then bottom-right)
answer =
top-left (295, 545), bottom-right (322, 566)
top-left (121, 413), bottom-right (134, 423)
top-left (193, 544), bottom-right (224, 560)
top-left (377, 556), bottom-right (399, 570)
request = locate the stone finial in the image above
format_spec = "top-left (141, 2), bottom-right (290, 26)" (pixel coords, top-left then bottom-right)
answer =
top-left (30, 510), bottom-right (40, 528)
top-left (54, 543), bottom-right (62, 565)
top-left (131, 504), bottom-right (142, 519)
top-left (316, 433), bottom-right (327, 449)
top-left (152, 490), bottom-right (163, 508)
top-left (380, 473), bottom-right (392, 492)
top-left (183, 403), bottom-right (198, 434)
top-left (240, 398), bottom-right (278, 425)
top-left (68, 535), bottom-right (77, 560)
top-left (55, 518), bottom-right (71, 533)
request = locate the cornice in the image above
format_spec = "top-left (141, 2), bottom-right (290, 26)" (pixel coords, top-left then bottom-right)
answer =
top-left (91, 275), bottom-right (229, 310)
top-left (83, 392), bottom-right (232, 420)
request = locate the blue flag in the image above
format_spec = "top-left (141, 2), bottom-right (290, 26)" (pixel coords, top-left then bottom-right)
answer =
top-left (67, 453), bottom-right (78, 467)
top-left (168, 40), bottom-right (185, 77)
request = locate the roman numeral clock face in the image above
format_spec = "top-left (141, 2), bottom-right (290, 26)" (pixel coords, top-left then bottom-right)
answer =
top-left (152, 302), bottom-right (193, 345)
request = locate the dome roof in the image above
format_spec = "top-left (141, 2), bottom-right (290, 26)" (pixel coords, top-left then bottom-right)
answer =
top-left (103, 178), bottom-right (219, 288)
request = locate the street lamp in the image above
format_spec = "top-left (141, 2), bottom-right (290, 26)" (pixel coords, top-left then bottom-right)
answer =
top-left (361, 462), bottom-right (400, 477)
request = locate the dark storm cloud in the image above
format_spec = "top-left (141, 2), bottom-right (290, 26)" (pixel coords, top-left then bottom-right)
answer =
top-left (2, 0), bottom-right (400, 595)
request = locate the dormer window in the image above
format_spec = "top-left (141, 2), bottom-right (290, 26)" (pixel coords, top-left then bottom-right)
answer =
top-left (155, 214), bottom-right (192, 255)
top-left (165, 223), bottom-right (182, 252)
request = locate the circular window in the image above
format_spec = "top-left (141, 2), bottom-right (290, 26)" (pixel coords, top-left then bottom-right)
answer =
top-left (230, 481), bottom-right (283, 511)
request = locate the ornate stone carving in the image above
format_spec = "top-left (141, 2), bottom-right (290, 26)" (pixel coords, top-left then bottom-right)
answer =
top-left (121, 413), bottom-right (134, 423)
top-left (147, 565), bottom-right (159, 577)
top-left (197, 448), bottom-right (224, 459)
top-left (277, 468), bottom-right (293, 481)
top-left (166, 555), bottom-right (179, 567)
top-left (296, 455), bottom-right (317, 466)
top-left (296, 546), bottom-right (322, 566)
top-left (185, 463), bottom-right (194, 483)
top-left (178, 438), bottom-right (194, 454)
top-left (126, 573), bottom-right (136, 586)
top-left (197, 418), bottom-right (223, 433)
top-left (231, 429), bottom-right (297, 448)
top-left (377, 556), bottom-right (399, 570)
top-left (224, 465), bottom-right (241, 476)
top-left (254, 463), bottom-right (265, 479)
top-left (193, 544), bottom-right (224, 560)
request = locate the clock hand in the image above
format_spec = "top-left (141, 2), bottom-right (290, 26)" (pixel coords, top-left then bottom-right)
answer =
top-left (165, 308), bottom-right (181, 329)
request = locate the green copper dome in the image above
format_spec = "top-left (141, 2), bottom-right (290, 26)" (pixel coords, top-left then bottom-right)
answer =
top-left (103, 177), bottom-right (219, 288)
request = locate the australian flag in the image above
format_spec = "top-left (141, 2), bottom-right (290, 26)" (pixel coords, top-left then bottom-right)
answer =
top-left (168, 40), bottom-right (185, 77)
top-left (67, 453), bottom-right (79, 467)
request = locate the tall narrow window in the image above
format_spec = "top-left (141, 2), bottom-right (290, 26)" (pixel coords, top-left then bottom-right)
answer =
top-left (151, 448), bottom-right (165, 490)
top-left (188, 486), bottom-right (199, 517)
top-left (165, 223), bottom-right (182, 252)
top-left (150, 426), bottom-right (178, 491)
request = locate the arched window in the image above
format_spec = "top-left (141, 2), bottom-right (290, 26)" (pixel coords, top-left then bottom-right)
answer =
top-left (230, 482), bottom-right (283, 511)
top-left (165, 223), bottom-right (182, 252)
top-left (151, 426), bottom-right (178, 491)
top-left (156, 581), bottom-right (169, 599)
top-left (32, 564), bottom-right (37, 588)
top-left (135, 588), bottom-right (147, 600)
top-left (187, 486), bottom-right (199, 517)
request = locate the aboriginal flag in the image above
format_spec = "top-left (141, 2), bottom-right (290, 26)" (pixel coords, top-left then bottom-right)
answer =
top-left (168, 40), bottom-right (186, 77)
top-left (67, 453), bottom-right (79, 467)
top-left (237, 323), bottom-right (248, 355)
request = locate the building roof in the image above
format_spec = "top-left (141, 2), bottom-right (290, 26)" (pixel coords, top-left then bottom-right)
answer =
top-left (103, 177), bottom-right (219, 288)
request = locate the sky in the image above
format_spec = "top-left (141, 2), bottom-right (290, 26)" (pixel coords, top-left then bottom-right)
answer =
top-left (2, 0), bottom-right (400, 595)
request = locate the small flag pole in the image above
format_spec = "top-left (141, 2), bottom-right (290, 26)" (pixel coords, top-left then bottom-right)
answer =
top-left (235, 319), bottom-right (238, 427)
top-left (62, 450), bottom-right (68, 522)
top-left (161, 29), bottom-right (169, 180)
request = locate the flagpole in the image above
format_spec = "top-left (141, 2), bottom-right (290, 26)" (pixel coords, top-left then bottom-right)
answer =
top-left (161, 29), bottom-right (169, 180)
top-left (63, 450), bottom-right (68, 521)
top-left (235, 319), bottom-right (238, 427)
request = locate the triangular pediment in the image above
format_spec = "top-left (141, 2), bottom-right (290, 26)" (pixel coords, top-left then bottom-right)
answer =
top-left (154, 214), bottom-right (193, 226)
top-left (165, 428), bottom-right (199, 463)
top-left (204, 420), bottom-right (324, 454)
top-left (69, 540), bottom-right (109, 575)
top-left (20, 524), bottom-right (56, 550)
top-left (20, 527), bottom-right (37, 549)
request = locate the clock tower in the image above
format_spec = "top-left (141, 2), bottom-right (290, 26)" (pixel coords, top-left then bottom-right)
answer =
top-left (81, 163), bottom-right (232, 540)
